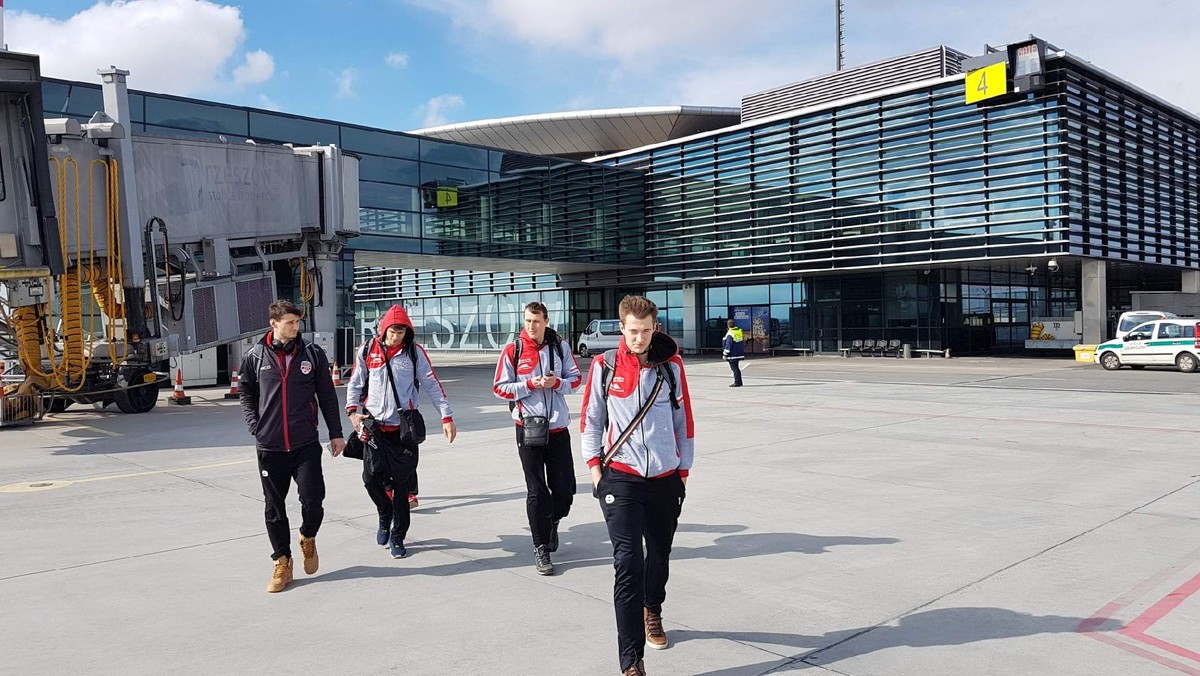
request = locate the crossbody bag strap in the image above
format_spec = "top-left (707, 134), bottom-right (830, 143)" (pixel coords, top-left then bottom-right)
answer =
top-left (600, 368), bottom-right (665, 469)
top-left (384, 347), bottom-right (406, 412)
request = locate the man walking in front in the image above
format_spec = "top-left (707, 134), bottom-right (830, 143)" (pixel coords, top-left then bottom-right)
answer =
top-left (581, 295), bottom-right (695, 676)
top-left (493, 301), bottom-right (582, 576)
top-left (722, 319), bottom-right (745, 387)
top-left (239, 300), bottom-right (346, 593)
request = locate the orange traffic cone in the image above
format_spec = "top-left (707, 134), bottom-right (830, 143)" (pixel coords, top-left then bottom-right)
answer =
top-left (331, 362), bottom-right (343, 386)
top-left (169, 368), bottom-right (192, 405)
top-left (224, 369), bottom-right (240, 399)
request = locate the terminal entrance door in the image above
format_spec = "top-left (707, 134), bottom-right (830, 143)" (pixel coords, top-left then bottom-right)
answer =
top-left (817, 302), bottom-right (841, 353)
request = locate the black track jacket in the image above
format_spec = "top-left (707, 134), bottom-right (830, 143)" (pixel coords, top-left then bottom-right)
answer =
top-left (239, 331), bottom-right (344, 452)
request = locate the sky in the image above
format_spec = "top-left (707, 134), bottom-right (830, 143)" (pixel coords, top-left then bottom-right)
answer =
top-left (7, 0), bottom-right (1199, 133)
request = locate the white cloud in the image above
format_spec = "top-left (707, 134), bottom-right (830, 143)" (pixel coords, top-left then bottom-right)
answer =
top-left (8, 0), bottom-right (275, 95)
top-left (257, 94), bottom-right (281, 111)
top-left (417, 94), bottom-right (466, 127)
top-left (413, 0), bottom-right (1200, 115)
top-left (335, 68), bottom-right (358, 98)
top-left (385, 52), bottom-right (410, 68)
top-left (233, 50), bottom-right (275, 86)
top-left (412, 0), bottom-right (810, 70)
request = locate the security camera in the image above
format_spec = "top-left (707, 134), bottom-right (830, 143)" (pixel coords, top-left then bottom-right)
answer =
top-left (1025, 265), bottom-right (1038, 275)
top-left (1047, 258), bottom-right (1060, 273)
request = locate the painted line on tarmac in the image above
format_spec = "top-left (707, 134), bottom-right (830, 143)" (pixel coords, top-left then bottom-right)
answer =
top-left (1078, 543), bottom-right (1200, 673)
top-left (0, 458), bottom-right (256, 493)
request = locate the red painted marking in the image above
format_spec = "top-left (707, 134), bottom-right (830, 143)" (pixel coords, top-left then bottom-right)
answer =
top-left (1119, 572), bottom-right (1200, 663)
top-left (1084, 632), bottom-right (1200, 675)
top-left (1079, 547), bottom-right (1200, 670)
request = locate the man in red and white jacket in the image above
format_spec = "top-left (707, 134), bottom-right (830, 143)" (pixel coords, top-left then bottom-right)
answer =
top-left (346, 305), bottom-right (455, 559)
top-left (493, 301), bottom-right (582, 576)
top-left (581, 295), bottom-right (694, 676)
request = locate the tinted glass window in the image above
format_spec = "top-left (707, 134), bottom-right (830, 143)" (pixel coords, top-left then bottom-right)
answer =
top-left (145, 96), bottom-right (248, 135)
top-left (600, 321), bottom-right (620, 334)
top-left (42, 81), bottom-right (103, 118)
top-left (341, 126), bottom-right (419, 159)
top-left (585, 320), bottom-right (599, 334)
top-left (419, 139), bottom-right (489, 169)
top-left (358, 155), bottom-right (420, 185)
top-left (249, 111), bottom-right (339, 145)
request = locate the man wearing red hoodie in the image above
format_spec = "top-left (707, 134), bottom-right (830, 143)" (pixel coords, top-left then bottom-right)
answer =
top-left (493, 301), bottom-right (582, 576)
top-left (346, 305), bottom-right (456, 559)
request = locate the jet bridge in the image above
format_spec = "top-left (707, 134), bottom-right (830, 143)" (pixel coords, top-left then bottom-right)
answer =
top-left (0, 51), bottom-right (358, 418)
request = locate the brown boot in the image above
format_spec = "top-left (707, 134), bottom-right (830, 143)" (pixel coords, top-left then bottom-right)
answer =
top-left (298, 535), bottom-right (319, 575)
top-left (645, 608), bottom-right (668, 650)
top-left (622, 659), bottom-right (646, 675)
top-left (267, 556), bottom-right (293, 593)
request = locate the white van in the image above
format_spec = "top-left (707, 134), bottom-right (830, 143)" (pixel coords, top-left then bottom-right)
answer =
top-left (577, 319), bottom-right (622, 357)
top-left (1094, 318), bottom-right (1200, 372)
top-left (1115, 310), bottom-right (1178, 338)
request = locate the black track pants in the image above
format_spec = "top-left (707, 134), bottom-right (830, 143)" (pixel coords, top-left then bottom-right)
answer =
top-left (597, 468), bottom-right (685, 672)
top-left (516, 427), bottom-right (576, 547)
top-left (363, 430), bottom-right (420, 542)
top-left (257, 441), bottom-right (325, 560)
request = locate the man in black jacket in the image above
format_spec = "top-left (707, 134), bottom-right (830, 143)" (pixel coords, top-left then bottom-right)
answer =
top-left (239, 300), bottom-right (346, 593)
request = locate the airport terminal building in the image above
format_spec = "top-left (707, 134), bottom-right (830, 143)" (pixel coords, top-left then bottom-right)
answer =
top-left (43, 36), bottom-right (1200, 356)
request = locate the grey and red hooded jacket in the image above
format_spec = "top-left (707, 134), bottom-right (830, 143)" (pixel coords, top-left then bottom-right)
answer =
top-left (580, 332), bottom-right (695, 478)
top-left (239, 331), bottom-right (344, 453)
top-left (492, 328), bottom-right (582, 432)
top-left (345, 305), bottom-right (453, 428)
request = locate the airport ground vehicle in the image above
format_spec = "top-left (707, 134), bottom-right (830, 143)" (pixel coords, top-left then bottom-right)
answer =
top-left (576, 319), bottom-right (622, 356)
top-left (1114, 310), bottom-right (1178, 339)
top-left (1094, 319), bottom-right (1200, 373)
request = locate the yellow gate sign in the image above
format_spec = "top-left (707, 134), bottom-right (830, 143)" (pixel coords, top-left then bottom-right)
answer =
top-left (965, 61), bottom-right (1007, 104)
top-left (436, 186), bottom-right (459, 208)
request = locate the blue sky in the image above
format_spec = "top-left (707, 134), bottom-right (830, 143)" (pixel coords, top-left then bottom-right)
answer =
top-left (10, 0), bottom-right (1200, 132)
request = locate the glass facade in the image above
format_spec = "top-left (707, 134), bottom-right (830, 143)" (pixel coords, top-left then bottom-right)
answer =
top-left (608, 80), bottom-right (1066, 279)
top-left (1059, 61), bottom-right (1200, 265)
top-left (358, 290), bottom-right (569, 351)
top-left (41, 46), bottom-right (1200, 354)
top-left (602, 55), bottom-right (1199, 352)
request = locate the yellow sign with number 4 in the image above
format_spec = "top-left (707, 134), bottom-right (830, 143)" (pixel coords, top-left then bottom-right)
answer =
top-left (965, 62), bottom-right (1007, 104)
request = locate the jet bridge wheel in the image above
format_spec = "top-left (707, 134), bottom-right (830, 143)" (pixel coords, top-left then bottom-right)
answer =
top-left (114, 368), bottom-right (160, 414)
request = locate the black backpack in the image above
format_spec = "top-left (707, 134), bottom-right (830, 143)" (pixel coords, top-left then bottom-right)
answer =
top-left (598, 349), bottom-right (679, 410)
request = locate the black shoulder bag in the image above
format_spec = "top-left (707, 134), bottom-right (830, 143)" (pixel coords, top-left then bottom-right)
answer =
top-left (385, 345), bottom-right (427, 446)
top-left (516, 339), bottom-right (557, 447)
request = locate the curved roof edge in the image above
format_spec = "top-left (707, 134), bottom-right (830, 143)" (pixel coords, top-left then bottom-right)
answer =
top-left (410, 105), bottom-right (741, 158)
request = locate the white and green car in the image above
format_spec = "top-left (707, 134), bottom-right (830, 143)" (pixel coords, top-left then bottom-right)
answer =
top-left (1094, 319), bottom-right (1200, 372)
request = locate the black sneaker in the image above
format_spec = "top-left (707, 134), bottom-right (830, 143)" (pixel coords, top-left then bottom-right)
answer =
top-left (390, 538), bottom-right (407, 559)
top-left (376, 518), bottom-right (391, 547)
top-left (548, 520), bottom-right (561, 553)
top-left (534, 545), bottom-right (554, 576)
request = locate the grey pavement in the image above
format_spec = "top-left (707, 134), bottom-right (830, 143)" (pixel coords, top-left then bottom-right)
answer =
top-left (1, 354), bottom-right (1198, 675)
